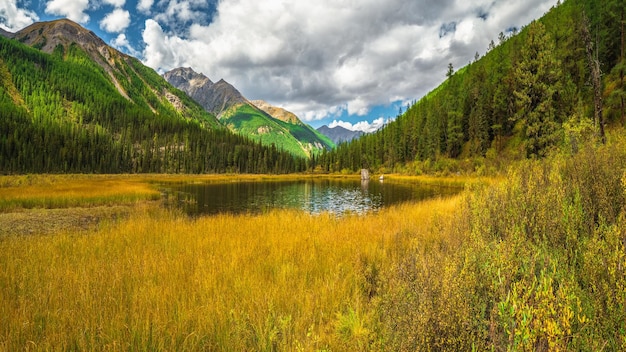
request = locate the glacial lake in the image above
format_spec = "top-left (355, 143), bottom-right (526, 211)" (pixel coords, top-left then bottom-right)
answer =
top-left (161, 177), bottom-right (461, 216)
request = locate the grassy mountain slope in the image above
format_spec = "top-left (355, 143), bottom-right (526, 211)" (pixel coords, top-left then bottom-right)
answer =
top-left (221, 103), bottom-right (335, 158)
top-left (250, 100), bottom-right (336, 151)
top-left (274, 118), bottom-right (335, 151)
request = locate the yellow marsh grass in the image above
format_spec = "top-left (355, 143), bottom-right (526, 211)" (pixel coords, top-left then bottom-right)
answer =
top-left (0, 174), bottom-right (160, 211)
top-left (0, 195), bottom-right (461, 351)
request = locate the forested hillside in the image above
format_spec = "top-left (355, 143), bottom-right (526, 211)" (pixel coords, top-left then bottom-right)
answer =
top-left (0, 21), bottom-right (308, 174)
top-left (315, 0), bottom-right (625, 173)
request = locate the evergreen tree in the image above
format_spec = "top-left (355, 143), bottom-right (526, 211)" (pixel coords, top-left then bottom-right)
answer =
top-left (512, 21), bottom-right (564, 157)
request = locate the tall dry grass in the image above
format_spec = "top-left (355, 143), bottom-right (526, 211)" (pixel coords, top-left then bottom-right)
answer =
top-left (0, 174), bottom-right (160, 211)
top-left (0, 193), bottom-right (461, 350)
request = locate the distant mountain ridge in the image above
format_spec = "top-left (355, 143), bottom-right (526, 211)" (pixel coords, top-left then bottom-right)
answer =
top-left (164, 67), bottom-right (334, 157)
top-left (317, 125), bottom-right (364, 144)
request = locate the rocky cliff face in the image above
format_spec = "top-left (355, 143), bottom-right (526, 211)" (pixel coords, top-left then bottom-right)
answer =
top-left (0, 28), bottom-right (13, 38)
top-left (14, 19), bottom-right (116, 64)
top-left (164, 67), bottom-right (248, 118)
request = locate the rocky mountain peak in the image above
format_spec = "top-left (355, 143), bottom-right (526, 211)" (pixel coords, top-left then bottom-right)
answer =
top-left (0, 27), bottom-right (13, 38)
top-left (12, 19), bottom-right (132, 99)
top-left (164, 67), bottom-right (248, 118)
top-left (14, 19), bottom-right (108, 56)
top-left (251, 100), bottom-right (302, 125)
top-left (164, 67), bottom-right (213, 90)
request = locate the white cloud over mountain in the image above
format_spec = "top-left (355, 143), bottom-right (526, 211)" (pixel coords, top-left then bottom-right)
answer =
top-left (0, 0), bottom-right (39, 31)
top-left (140, 0), bottom-right (557, 122)
top-left (100, 8), bottom-right (130, 33)
top-left (329, 118), bottom-right (389, 133)
top-left (45, 0), bottom-right (90, 23)
top-left (0, 0), bottom-right (558, 127)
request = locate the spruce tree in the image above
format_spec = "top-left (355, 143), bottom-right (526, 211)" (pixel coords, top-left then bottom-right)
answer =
top-left (513, 21), bottom-right (564, 157)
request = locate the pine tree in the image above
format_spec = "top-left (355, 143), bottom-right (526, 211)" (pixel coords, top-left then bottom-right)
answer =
top-left (512, 21), bottom-right (564, 157)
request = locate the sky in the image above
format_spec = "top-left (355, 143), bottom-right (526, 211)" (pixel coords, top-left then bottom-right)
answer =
top-left (1, 0), bottom-right (558, 131)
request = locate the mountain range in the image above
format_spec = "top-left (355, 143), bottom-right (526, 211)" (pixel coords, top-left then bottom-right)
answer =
top-left (316, 125), bottom-right (364, 144)
top-left (163, 67), bottom-right (334, 158)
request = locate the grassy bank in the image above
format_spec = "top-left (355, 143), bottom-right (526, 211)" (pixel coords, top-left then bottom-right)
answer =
top-left (377, 139), bottom-right (626, 350)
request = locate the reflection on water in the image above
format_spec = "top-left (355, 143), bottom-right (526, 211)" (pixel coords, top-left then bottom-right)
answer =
top-left (162, 178), bottom-right (460, 216)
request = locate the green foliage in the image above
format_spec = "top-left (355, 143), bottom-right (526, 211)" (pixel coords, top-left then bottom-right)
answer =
top-left (221, 104), bottom-right (334, 159)
top-left (222, 104), bottom-right (307, 158)
top-left (512, 21), bottom-right (567, 157)
top-left (273, 119), bottom-right (335, 154)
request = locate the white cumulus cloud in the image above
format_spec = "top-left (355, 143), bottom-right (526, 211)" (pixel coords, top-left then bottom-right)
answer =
top-left (154, 0), bottom-right (210, 26)
top-left (0, 0), bottom-right (39, 31)
top-left (329, 117), bottom-right (389, 133)
top-left (100, 8), bottom-right (130, 33)
top-left (142, 18), bottom-right (204, 71)
top-left (137, 0), bottom-right (154, 14)
top-left (141, 0), bottom-right (558, 123)
top-left (45, 0), bottom-right (90, 23)
top-left (111, 33), bottom-right (139, 56)
top-left (103, 0), bottom-right (125, 7)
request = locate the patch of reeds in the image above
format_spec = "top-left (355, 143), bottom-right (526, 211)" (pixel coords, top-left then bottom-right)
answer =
top-left (0, 174), bottom-right (160, 211)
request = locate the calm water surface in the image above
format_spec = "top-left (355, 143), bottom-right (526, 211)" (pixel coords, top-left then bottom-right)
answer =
top-left (162, 178), bottom-right (460, 216)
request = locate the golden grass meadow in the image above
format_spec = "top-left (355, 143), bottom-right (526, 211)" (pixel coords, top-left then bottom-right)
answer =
top-left (0, 174), bottom-right (462, 350)
top-left (1, 141), bottom-right (625, 352)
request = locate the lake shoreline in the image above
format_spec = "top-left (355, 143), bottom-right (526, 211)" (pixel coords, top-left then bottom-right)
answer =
top-left (0, 173), bottom-right (475, 235)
